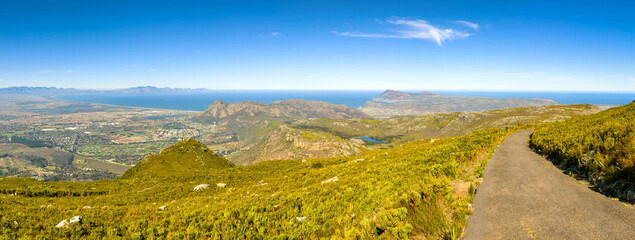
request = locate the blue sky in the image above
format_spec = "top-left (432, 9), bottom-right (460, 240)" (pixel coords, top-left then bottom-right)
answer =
top-left (1, 0), bottom-right (634, 91)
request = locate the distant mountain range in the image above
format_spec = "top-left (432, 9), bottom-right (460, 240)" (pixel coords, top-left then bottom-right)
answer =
top-left (0, 86), bottom-right (210, 95)
top-left (360, 90), bottom-right (559, 118)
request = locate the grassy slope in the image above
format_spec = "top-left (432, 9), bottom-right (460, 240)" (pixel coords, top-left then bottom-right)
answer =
top-left (0, 127), bottom-right (522, 239)
top-left (530, 101), bottom-right (635, 201)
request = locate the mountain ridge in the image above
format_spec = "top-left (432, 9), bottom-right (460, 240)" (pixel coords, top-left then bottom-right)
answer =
top-left (193, 99), bottom-right (371, 122)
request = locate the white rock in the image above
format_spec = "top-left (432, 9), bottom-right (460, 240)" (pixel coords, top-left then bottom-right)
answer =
top-left (159, 205), bottom-right (168, 211)
top-left (55, 220), bottom-right (69, 228)
top-left (301, 159), bottom-right (307, 163)
top-left (296, 216), bottom-right (307, 222)
top-left (55, 215), bottom-right (82, 228)
top-left (194, 184), bottom-right (209, 191)
top-left (82, 206), bottom-right (92, 209)
top-left (321, 176), bottom-right (339, 184)
top-left (217, 183), bottom-right (227, 188)
top-left (13, 221), bottom-right (18, 226)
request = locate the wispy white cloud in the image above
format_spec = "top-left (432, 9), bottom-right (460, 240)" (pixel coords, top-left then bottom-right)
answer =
top-left (630, 78), bottom-right (635, 83)
top-left (333, 17), bottom-right (478, 46)
top-left (271, 32), bottom-right (281, 37)
top-left (454, 20), bottom-right (479, 30)
top-left (36, 70), bottom-right (76, 73)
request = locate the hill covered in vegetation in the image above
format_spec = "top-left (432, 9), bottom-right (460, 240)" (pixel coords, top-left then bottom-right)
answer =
top-left (120, 138), bottom-right (234, 179)
top-left (530, 101), bottom-right (635, 202)
top-left (0, 126), bottom-right (523, 239)
top-left (192, 99), bottom-right (370, 125)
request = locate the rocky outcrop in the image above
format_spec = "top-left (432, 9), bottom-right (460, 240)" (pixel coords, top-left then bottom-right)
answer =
top-left (55, 216), bottom-right (82, 228)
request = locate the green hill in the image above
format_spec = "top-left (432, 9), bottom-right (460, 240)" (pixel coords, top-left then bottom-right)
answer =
top-left (0, 126), bottom-right (523, 239)
top-left (530, 101), bottom-right (635, 202)
top-left (120, 138), bottom-right (234, 179)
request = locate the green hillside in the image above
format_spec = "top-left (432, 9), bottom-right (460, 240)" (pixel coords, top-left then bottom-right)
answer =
top-left (530, 101), bottom-right (635, 201)
top-left (120, 138), bottom-right (234, 179)
top-left (0, 127), bottom-right (523, 239)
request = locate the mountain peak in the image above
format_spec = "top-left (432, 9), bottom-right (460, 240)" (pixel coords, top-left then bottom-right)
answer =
top-left (212, 99), bottom-right (227, 105)
top-left (120, 138), bottom-right (234, 179)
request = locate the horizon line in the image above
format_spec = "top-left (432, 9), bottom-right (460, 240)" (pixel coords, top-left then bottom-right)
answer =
top-left (2, 85), bottom-right (635, 93)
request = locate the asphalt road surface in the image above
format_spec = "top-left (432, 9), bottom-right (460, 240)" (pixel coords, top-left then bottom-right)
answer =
top-left (462, 130), bottom-right (635, 240)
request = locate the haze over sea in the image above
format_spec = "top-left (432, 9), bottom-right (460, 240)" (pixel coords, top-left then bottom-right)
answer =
top-left (57, 90), bottom-right (635, 111)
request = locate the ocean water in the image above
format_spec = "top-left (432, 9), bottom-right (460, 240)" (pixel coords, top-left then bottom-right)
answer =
top-left (56, 90), bottom-right (634, 111)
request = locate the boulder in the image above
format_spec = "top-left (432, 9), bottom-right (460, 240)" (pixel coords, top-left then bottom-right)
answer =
top-left (159, 205), bottom-right (168, 211)
top-left (296, 216), bottom-right (307, 222)
top-left (217, 183), bottom-right (227, 188)
top-left (69, 216), bottom-right (83, 225)
top-left (321, 176), bottom-right (339, 184)
top-left (55, 215), bottom-right (82, 228)
top-left (55, 220), bottom-right (69, 228)
top-left (194, 184), bottom-right (209, 191)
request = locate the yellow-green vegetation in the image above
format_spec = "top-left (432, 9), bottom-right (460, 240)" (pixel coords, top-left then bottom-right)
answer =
top-left (530, 101), bottom-right (635, 201)
top-left (0, 127), bottom-right (522, 239)
top-left (120, 139), bottom-right (235, 179)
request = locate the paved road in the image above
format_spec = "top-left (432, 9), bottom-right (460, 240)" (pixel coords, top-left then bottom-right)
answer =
top-left (462, 130), bottom-right (635, 240)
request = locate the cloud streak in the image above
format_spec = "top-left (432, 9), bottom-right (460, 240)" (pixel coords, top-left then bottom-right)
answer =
top-left (333, 18), bottom-right (478, 46)
top-left (454, 20), bottom-right (479, 30)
